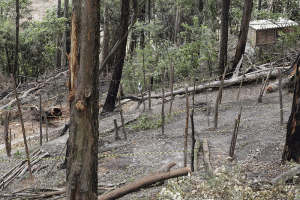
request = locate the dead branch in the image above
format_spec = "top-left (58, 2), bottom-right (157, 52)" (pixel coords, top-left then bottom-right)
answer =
top-left (98, 167), bottom-right (190, 200)
top-left (155, 162), bottom-right (176, 173)
top-left (98, 142), bottom-right (131, 153)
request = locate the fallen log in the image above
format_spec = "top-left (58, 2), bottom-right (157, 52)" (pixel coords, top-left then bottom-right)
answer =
top-left (98, 167), bottom-right (190, 200)
top-left (271, 165), bottom-right (300, 185)
top-left (265, 76), bottom-right (293, 93)
top-left (120, 66), bottom-right (290, 104)
top-left (0, 70), bottom-right (68, 112)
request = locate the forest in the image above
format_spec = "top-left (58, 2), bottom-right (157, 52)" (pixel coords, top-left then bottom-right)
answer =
top-left (1, 0), bottom-right (300, 199)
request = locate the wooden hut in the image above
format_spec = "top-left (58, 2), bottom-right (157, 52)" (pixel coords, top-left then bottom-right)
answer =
top-left (248, 18), bottom-right (298, 46)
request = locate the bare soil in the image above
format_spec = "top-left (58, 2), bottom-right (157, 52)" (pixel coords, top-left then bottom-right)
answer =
top-left (0, 74), bottom-right (298, 199)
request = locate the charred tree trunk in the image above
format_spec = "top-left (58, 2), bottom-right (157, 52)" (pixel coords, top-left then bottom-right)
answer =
top-left (282, 59), bottom-right (300, 164)
top-left (61, 0), bottom-right (69, 68)
top-left (66, 0), bottom-right (100, 199)
top-left (218, 0), bottom-right (231, 79)
top-left (231, 0), bottom-right (253, 75)
top-left (103, 0), bottom-right (130, 112)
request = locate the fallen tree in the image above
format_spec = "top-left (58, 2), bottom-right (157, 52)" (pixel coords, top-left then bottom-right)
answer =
top-left (121, 65), bottom-right (290, 105)
top-left (98, 166), bottom-right (190, 200)
top-left (0, 70), bottom-right (68, 112)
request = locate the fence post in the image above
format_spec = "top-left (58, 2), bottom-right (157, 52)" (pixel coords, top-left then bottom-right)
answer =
top-left (184, 85), bottom-right (189, 167)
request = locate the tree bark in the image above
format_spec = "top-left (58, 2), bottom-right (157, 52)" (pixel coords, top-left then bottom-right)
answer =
top-left (66, 0), bottom-right (100, 199)
top-left (231, 0), bottom-right (253, 75)
top-left (101, 0), bottom-right (110, 65)
top-left (56, 0), bottom-right (62, 69)
top-left (13, 0), bottom-right (19, 81)
top-left (218, 0), bottom-right (231, 79)
top-left (139, 1), bottom-right (145, 49)
top-left (282, 60), bottom-right (300, 163)
top-left (61, 0), bottom-right (69, 68)
top-left (103, 0), bottom-right (130, 112)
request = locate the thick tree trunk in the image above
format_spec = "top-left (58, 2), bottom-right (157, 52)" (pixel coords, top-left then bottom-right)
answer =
top-left (61, 0), bottom-right (69, 68)
top-left (128, 0), bottom-right (138, 58)
top-left (231, 0), bottom-right (253, 75)
top-left (218, 0), bottom-right (231, 79)
top-left (282, 60), bottom-right (300, 163)
top-left (66, 0), bottom-right (100, 199)
top-left (103, 0), bottom-right (130, 112)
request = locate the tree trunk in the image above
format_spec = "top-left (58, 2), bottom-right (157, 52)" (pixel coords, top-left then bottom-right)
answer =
top-left (174, 6), bottom-right (181, 46)
top-left (139, 2), bottom-right (145, 49)
top-left (231, 0), bottom-right (253, 75)
top-left (56, 0), bottom-right (62, 69)
top-left (61, 0), bottom-right (69, 68)
top-left (66, 0), bottom-right (100, 199)
top-left (103, 0), bottom-right (130, 112)
top-left (258, 0), bottom-right (262, 11)
top-left (218, 0), bottom-right (231, 79)
top-left (128, 0), bottom-right (138, 58)
top-left (102, 0), bottom-right (110, 66)
top-left (282, 60), bottom-right (300, 163)
top-left (14, 0), bottom-right (19, 82)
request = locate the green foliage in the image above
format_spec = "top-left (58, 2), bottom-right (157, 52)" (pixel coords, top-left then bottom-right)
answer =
top-left (131, 114), bottom-right (168, 131)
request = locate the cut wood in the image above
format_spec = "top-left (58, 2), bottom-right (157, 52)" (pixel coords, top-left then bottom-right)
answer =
top-left (98, 167), bottom-right (190, 200)
top-left (265, 76), bottom-right (292, 93)
top-left (203, 138), bottom-right (212, 173)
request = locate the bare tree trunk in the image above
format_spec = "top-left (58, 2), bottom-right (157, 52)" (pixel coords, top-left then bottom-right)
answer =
top-left (128, 0), bottom-right (138, 58)
top-left (13, 0), bottom-right (19, 82)
top-left (66, 0), bottom-right (100, 199)
top-left (258, 0), bottom-right (262, 11)
top-left (102, 0), bottom-right (110, 65)
top-left (61, 0), bottom-right (69, 68)
top-left (231, 0), bottom-right (253, 75)
top-left (56, 0), bottom-right (62, 69)
top-left (282, 60), bottom-right (300, 164)
top-left (139, 2), bottom-right (146, 49)
top-left (4, 111), bottom-right (11, 157)
top-left (218, 0), bottom-right (231, 79)
top-left (174, 6), bottom-right (181, 46)
top-left (103, 0), bottom-right (130, 112)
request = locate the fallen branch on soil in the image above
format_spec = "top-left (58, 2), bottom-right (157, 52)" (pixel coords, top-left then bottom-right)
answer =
top-left (0, 70), bottom-right (68, 112)
top-left (0, 148), bottom-right (50, 191)
top-left (271, 165), bottom-right (300, 185)
top-left (203, 138), bottom-right (212, 174)
top-left (265, 76), bottom-right (293, 93)
top-left (0, 188), bottom-right (66, 199)
top-left (155, 162), bottom-right (176, 173)
top-left (194, 139), bottom-right (202, 171)
top-left (98, 167), bottom-right (190, 200)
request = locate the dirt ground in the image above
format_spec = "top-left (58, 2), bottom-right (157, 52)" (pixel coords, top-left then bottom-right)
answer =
top-left (0, 74), bottom-right (298, 199)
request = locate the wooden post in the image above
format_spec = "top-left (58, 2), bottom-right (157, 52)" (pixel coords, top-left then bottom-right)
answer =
top-left (119, 84), bottom-right (127, 140)
top-left (236, 72), bottom-right (245, 101)
top-left (4, 111), bottom-right (11, 157)
top-left (11, 74), bottom-right (32, 179)
top-left (162, 70), bottom-right (165, 135)
top-left (9, 128), bottom-right (11, 154)
top-left (184, 85), bottom-right (189, 167)
top-left (190, 109), bottom-right (195, 172)
top-left (46, 118), bottom-right (49, 142)
top-left (214, 66), bottom-right (227, 129)
top-left (229, 107), bottom-right (242, 158)
top-left (148, 75), bottom-right (151, 110)
top-left (114, 119), bottom-right (119, 140)
top-left (258, 64), bottom-right (274, 103)
top-left (278, 69), bottom-right (283, 126)
top-left (39, 93), bottom-right (42, 146)
top-left (169, 58), bottom-right (174, 114)
top-left (206, 82), bottom-right (211, 127)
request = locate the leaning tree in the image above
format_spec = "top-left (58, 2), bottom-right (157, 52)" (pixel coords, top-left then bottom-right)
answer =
top-left (66, 0), bottom-right (100, 199)
top-left (282, 58), bottom-right (300, 163)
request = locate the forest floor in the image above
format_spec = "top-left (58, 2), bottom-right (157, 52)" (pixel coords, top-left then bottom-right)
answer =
top-left (0, 71), bottom-right (300, 199)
